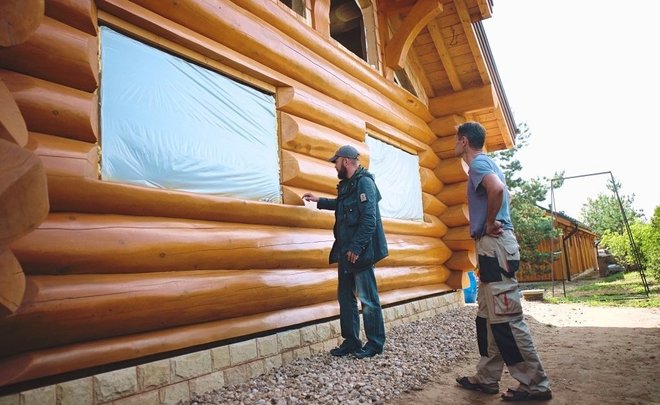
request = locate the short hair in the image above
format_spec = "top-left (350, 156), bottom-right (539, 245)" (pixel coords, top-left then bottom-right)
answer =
top-left (456, 121), bottom-right (486, 149)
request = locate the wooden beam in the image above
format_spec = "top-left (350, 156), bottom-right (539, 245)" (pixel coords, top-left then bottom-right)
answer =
top-left (0, 80), bottom-right (28, 146)
top-left (477, 0), bottom-right (492, 19)
top-left (427, 18), bottom-right (463, 91)
top-left (0, 139), bottom-right (49, 246)
top-left (429, 114), bottom-right (465, 136)
top-left (388, 14), bottom-right (434, 101)
top-left (0, 0), bottom-right (44, 46)
top-left (385, 0), bottom-right (443, 70)
top-left (453, 0), bottom-right (490, 84)
top-left (310, 0), bottom-right (330, 38)
top-left (428, 84), bottom-right (495, 117)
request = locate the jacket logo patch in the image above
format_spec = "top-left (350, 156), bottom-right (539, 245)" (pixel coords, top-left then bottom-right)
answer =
top-left (360, 193), bottom-right (367, 202)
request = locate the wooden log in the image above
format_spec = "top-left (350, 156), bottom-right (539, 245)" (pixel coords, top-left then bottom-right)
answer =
top-left (97, 1), bottom-right (288, 90)
top-left (0, 79), bottom-right (28, 146)
top-left (119, 0), bottom-right (434, 143)
top-left (422, 192), bottom-right (447, 217)
top-left (223, 0), bottom-right (433, 123)
top-left (429, 114), bottom-right (464, 137)
top-left (445, 269), bottom-right (469, 290)
top-left (0, 264), bottom-right (449, 358)
top-left (281, 150), bottom-right (338, 195)
top-left (0, 70), bottom-right (98, 142)
top-left (439, 203), bottom-right (469, 227)
top-left (11, 213), bottom-right (452, 275)
top-left (311, 0), bottom-right (330, 38)
top-left (0, 283), bottom-right (451, 386)
top-left (277, 87), bottom-right (365, 141)
top-left (431, 134), bottom-right (457, 159)
top-left (45, 175), bottom-right (445, 237)
top-left (0, 16), bottom-right (98, 92)
top-left (442, 225), bottom-right (474, 251)
top-left (429, 85), bottom-right (495, 117)
top-left (282, 185), bottom-right (332, 206)
top-left (418, 147), bottom-right (440, 170)
top-left (0, 139), bottom-right (49, 245)
top-left (26, 132), bottom-right (97, 178)
top-left (419, 167), bottom-right (443, 195)
top-left (444, 249), bottom-right (476, 271)
top-left (365, 120), bottom-right (431, 154)
top-left (45, 0), bottom-right (98, 36)
top-left (0, 247), bottom-right (25, 316)
top-left (280, 112), bottom-right (370, 167)
top-left (0, 0), bottom-right (44, 47)
top-left (436, 180), bottom-right (467, 206)
top-left (433, 157), bottom-right (468, 184)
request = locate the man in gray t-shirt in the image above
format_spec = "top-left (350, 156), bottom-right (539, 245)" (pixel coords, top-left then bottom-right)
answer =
top-left (454, 122), bottom-right (552, 401)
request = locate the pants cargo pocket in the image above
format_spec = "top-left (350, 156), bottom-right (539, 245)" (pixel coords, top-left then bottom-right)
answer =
top-left (490, 282), bottom-right (522, 316)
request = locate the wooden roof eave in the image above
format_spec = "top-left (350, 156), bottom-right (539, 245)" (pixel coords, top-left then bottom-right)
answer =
top-left (474, 20), bottom-right (516, 148)
top-left (384, 0), bottom-right (444, 71)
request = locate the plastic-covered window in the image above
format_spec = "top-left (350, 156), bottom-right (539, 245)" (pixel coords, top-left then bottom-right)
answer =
top-left (365, 135), bottom-right (423, 221)
top-left (99, 27), bottom-right (281, 203)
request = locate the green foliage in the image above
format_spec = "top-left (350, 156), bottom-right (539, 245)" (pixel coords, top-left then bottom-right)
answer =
top-left (539, 271), bottom-right (660, 308)
top-left (601, 206), bottom-right (660, 280)
top-left (579, 177), bottom-right (644, 236)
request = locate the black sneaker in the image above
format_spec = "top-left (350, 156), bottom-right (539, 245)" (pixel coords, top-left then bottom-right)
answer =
top-left (330, 343), bottom-right (360, 357)
top-left (354, 347), bottom-right (382, 359)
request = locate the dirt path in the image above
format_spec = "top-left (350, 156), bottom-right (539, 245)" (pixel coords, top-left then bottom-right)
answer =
top-left (389, 301), bottom-right (660, 405)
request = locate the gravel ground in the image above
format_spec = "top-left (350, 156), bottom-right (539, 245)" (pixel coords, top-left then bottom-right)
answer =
top-left (189, 305), bottom-right (477, 405)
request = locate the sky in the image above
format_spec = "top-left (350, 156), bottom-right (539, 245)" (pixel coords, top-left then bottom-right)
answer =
top-left (482, 1), bottom-right (659, 221)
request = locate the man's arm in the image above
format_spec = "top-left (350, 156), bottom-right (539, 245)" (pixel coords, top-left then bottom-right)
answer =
top-left (303, 192), bottom-right (336, 210)
top-left (481, 173), bottom-right (505, 237)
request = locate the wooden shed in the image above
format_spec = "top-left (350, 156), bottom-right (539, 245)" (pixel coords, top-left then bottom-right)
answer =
top-left (0, 0), bottom-right (516, 401)
top-left (517, 209), bottom-right (599, 283)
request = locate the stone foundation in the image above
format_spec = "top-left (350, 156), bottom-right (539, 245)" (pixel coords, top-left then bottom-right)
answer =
top-left (0, 291), bottom-right (464, 405)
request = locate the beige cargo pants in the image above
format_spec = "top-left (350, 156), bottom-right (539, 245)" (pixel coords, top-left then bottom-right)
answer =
top-left (474, 230), bottom-right (551, 394)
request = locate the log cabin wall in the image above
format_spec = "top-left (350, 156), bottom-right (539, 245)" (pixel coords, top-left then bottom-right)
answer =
top-left (0, 0), bottom-right (517, 397)
top-left (517, 213), bottom-right (598, 283)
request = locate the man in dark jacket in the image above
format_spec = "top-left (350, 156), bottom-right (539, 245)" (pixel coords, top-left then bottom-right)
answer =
top-left (303, 145), bottom-right (388, 359)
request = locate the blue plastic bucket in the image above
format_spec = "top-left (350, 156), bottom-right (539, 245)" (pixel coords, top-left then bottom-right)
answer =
top-left (463, 271), bottom-right (477, 303)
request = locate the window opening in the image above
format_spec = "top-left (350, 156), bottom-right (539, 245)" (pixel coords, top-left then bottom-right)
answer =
top-left (330, 0), bottom-right (366, 61)
top-left (280, 0), bottom-right (306, 18)
top-left (365, 135), bottom-right (423, 221)
top-left (99, 27), bottom-right (281, 203)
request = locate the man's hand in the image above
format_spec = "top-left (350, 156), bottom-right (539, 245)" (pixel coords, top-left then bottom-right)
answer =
top-left (302, 192), bottom-right (319, 202)
top-left (486, 220), bottom-right (504, 237)
top-left (346, 250), bottom-right (359, 264)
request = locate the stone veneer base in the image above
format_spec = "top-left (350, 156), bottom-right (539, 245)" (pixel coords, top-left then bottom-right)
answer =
top-left (0, 291), bottom-right (464, 405)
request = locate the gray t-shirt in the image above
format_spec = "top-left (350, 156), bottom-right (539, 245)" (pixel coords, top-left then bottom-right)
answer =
top-left (467, 154), bottom-right (513, 239)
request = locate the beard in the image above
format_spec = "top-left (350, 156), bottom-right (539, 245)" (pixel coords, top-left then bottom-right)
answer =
top-left (337, 166), bottom-right (348, 179)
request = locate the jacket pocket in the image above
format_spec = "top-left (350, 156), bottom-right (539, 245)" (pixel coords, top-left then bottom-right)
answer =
top-left (489, 282), bottom-right (522, 316)
top-left (345, 204), bottom-right (359, 226)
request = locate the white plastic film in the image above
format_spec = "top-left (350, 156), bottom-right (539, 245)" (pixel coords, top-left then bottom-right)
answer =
top-left (365, 136), bottom-right (424, 221)
top-left (100, 27), bottom-right (281, 203)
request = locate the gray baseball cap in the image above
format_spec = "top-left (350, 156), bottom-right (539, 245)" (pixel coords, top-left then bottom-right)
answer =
top-left (329, 145), bottom-right (359, 162)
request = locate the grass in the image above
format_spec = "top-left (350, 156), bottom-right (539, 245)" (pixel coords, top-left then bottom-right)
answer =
top-left (519, 270), bottom-right (660, 308)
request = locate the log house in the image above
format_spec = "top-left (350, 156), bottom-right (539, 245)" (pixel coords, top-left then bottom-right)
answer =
top-left (517, 210), bottom-right (599, 283)
top-left (0, 0), bottom-right (518, 399)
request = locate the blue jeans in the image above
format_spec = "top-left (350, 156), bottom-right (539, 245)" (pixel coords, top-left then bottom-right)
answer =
top-left (337, 265), bottom-right (385, 351)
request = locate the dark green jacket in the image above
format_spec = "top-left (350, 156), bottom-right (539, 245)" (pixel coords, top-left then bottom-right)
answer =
top-left (317, 167), bottom-right (388, 272)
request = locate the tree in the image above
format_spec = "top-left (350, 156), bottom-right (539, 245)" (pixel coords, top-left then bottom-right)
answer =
top-left (579, 178), bottom-right (644, 236)
top-left (489, 123), bottom-right (561, 274)
top-left (600, 205), bottom-right (660, 279)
